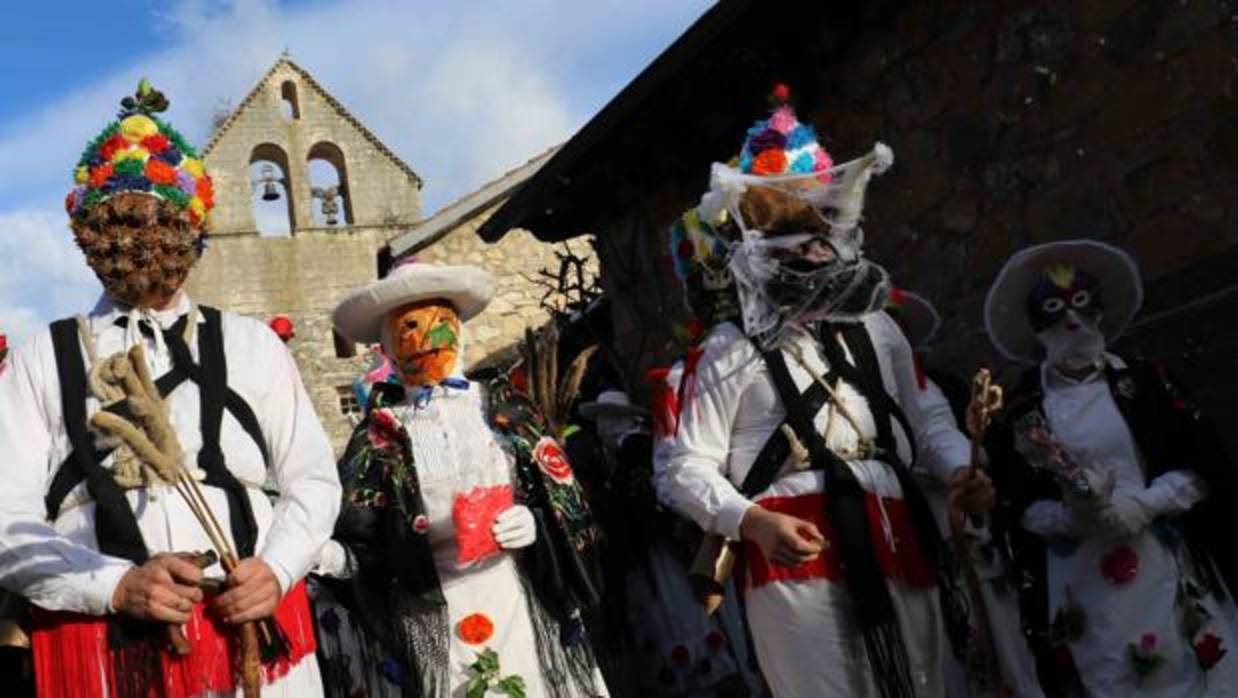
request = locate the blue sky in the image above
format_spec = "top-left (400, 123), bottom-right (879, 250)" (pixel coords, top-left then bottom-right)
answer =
top-left (0, 0), bottom-right (710, 340)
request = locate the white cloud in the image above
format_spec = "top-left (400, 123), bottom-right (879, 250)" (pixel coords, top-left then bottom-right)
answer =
top-left (0, 209), bottom-right (100, 342)
top-left (0, 0), bottom-right (710, 340)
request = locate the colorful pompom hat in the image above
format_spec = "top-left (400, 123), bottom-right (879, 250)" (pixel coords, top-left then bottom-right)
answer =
top-left (738, 82), bottom-right (834, 180)
top-left (65, 79), bottom-right (214, 227)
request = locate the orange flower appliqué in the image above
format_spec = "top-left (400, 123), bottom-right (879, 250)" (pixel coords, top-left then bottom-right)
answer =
top-left (458, 613), bottom-right (495, 645)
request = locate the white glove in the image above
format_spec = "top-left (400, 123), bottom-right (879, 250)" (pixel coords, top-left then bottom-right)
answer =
top-left (1096, 471), bottom-right (1207, 539)
top-left (493, 505), bottom-right (537, 550)
top-left (312, 539), bottom-right (354, 579)
top-left (1022, 500), bottom-right (1092, 538)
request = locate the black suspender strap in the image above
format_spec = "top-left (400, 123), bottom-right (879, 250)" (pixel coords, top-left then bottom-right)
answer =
top-left (45, 308), bottom-right (265, 562)
top-left (180, 306), bottom-right (260, 559)
top-left (817, 323), bottom-right (918, 468)
top-left (48, 319), bottom-right (149, 564)
top-left (739, 356), bottom-right (829, 497)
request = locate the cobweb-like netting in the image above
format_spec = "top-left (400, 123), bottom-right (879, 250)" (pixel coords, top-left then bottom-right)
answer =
top-left (696, 143), bottom-right (896, 349)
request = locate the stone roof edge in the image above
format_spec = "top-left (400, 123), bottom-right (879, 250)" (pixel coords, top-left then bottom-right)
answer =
top-left (202, 57), bottom-right (423, 188)
top-left (387, 144), bottom-right (560, 258)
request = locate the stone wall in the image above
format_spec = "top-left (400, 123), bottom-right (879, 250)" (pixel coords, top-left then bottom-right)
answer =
top-left (186, 58), bottom-right (424, 454)
top-left (185, 228), bottom-right (390, 451)
top-left (204, 60), bottom-right (421, 235)
top-left (414, 202), bottom-right (598, 369)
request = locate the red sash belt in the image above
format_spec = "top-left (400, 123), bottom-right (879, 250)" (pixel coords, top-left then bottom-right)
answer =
top-left (745, 492), bottom-right (937, 590)
top-left (31, 579), bottom-right (316, 698)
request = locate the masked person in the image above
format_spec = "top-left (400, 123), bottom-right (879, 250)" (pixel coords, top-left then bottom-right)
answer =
top-left (984, 240), bottom-right (1238, 697)
top-left (887, 289), bottom-right (1045, 698)
top-left (655, 86), bottom-right (993, 698)
top-left (318, 261), bottom-right (608, 697)
top-left (0, 82), bottom-right (338, 697)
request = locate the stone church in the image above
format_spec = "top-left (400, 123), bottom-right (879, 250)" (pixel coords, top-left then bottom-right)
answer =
top-left (186, 57), bottom-right (573, 450)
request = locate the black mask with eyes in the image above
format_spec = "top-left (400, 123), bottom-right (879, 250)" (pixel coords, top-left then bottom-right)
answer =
top-left (1026, 265), bottom-right (1103, 332)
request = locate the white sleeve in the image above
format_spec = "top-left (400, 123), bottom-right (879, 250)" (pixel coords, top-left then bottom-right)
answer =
top-left (252, 331), bottom-right (342, 593)
top-left (1022, 499), bottom-right (1078, 537)
top-left (0, 333), bottom-right (133, 615)
top-left (1134, 470), bottom-right (1207, 516)
top-left (875, 313), bottom-right (970, 480)
top-left (654, 331), bottom-right (755, 541)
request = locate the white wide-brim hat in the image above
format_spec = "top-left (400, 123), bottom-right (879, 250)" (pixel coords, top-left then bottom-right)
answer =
top-left (984, 239), bottom-right (1142, 364)
top-left (333, 262), bottom-right (494, 344)
top-left (888, 288), bottom-right (941, 350)
top-left (579, 389), bottom-right (649, 421)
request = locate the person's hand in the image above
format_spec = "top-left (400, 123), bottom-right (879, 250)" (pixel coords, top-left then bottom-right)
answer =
top-left (1096, 494), bottom-right (1156, 539)
top-left (212, 558), bottom-right (282, 625)
top-left (493, 505), bottom-right (537, 550)
top-left (739, 506), bottom-right (827, 567)
top-left (111, 553), bottom-right (204, 623)
top-left (949, 467), bottom-right (996, 517)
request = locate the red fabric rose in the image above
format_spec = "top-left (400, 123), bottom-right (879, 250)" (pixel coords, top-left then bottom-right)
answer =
top-left (677, 239), bottom-right (694, 260)
top-left (751, 148), bottom-right (788, 176)
top-left (670, 645), bottom-right (690, 666)
top-left (90, 163), bottom-right (115, 188)
top-left (367, 408), bottom-right (402, 451)
top-left (98, 134), bottom-right (127, 162)
top-left (1194, 632), bottom-right (1227, 671)
top-left (1100, 544), bottom-right (1139, 585)
top-left (533, 436), bottom-right (574, 484)
top-left (145, 159), bottom-right (178, 185)
top-left (141, 134), bottom-right (170, 154)
top-left (705, 631), bottom-right (725, 650)
top-left (196, 175), bottom-right (215, 208)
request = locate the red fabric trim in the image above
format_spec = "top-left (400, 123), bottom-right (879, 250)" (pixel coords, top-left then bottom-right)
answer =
top-left (912, 352), bottom-right (928, 391)
top-left (32, 579), bottom-right (316, 698)
top-left (745, 493), bottom-right (937, 590)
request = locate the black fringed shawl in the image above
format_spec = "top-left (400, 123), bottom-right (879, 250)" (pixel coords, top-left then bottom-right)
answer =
top-left (326, 381), bottom-right (603, 698)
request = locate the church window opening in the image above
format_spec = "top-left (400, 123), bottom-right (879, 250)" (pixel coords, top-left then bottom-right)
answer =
top-left (249, 143), bottom-right (295, 236)
top-left (308, 141), bottom-right (353, 227)
top-left (333, 329), bottom-right (357, 359)
top-left (280, 81), bottom-right (299, 121)
top-left (336, 385), bottom-right (361, 417)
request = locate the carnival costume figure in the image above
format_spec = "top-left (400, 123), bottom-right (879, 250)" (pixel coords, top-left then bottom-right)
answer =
top-left (887, 290), bottom-right (1045, 698)
top-left (318, 261), bottom-right (609, 697)
top-left (0, 81), bottom-right (338, 697)
top-left (654, 86), bottom-right (993, 698)
top-left (985, 240), bottom-right (1238, 697)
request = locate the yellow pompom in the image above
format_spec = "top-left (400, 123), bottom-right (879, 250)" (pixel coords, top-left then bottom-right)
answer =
top-left (75, 166), bottom-right (89, 184)
top-left (113, 146), bottom-right (150, 164)
top-left (1045, 263), bottom-right (1076, 289)
top-left (119, 115), bottom-right (159, 143)
top-left (182, 158), bottom-right (204, 178)
top-left (189, 196), bottom-right (206, 218)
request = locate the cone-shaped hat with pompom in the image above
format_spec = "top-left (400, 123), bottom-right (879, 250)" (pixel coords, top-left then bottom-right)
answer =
top-left (66, 79), bottom-right (214, 228)
top-left (737, 83), bottom-right (834, 181)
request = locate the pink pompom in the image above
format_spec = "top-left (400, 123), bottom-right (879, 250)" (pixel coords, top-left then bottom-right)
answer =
top-left (768, 106), bottom-right (797, 135)
top-left (813, 147), bottom-right (834, 184)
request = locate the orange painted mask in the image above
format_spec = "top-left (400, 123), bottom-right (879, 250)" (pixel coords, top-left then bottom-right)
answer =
top-left (384, 299), bottom-right (462, 387)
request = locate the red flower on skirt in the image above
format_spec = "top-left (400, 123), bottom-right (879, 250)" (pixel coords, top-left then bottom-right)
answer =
top-left (1100, 544), bottom-right (1139, 585)
top-left (1194, 632), bottom-right (1228, 671)
top-left (533, 437), bottom-right (574, 484)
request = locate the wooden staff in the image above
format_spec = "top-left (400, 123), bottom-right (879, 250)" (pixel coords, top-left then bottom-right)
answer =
top-left (950, 368), bottom-right (1006, 695)
top-left (90, 345), bottom-right (270, 698)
